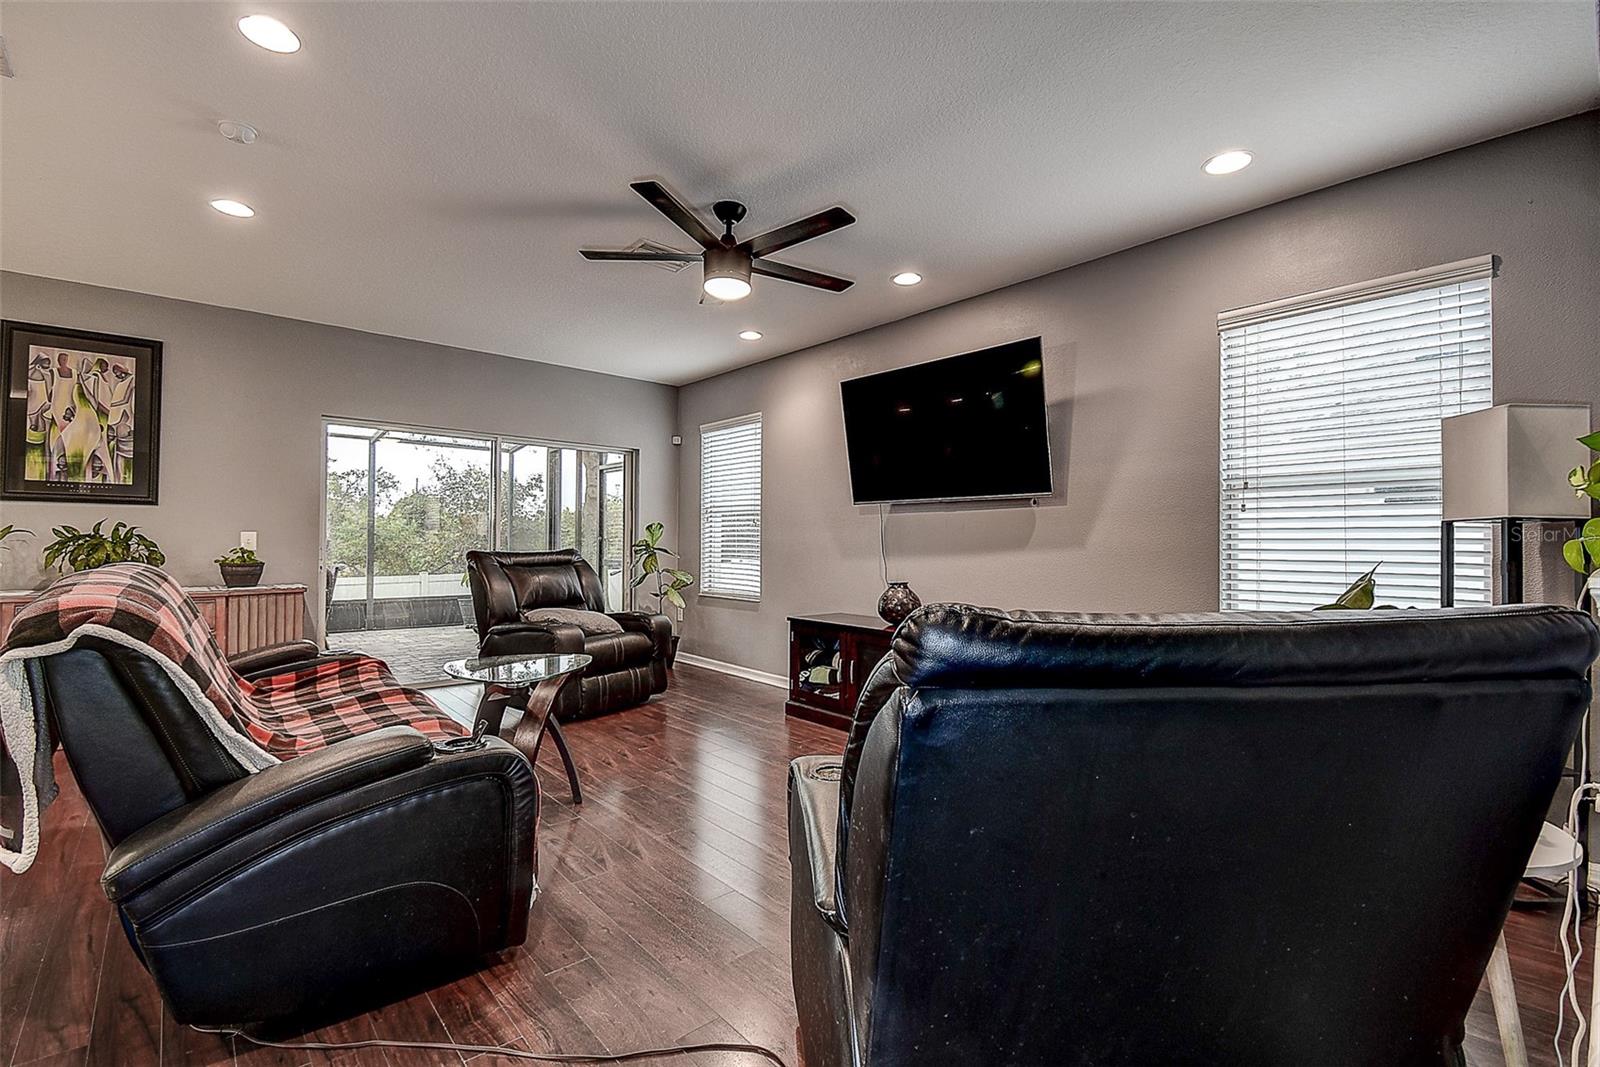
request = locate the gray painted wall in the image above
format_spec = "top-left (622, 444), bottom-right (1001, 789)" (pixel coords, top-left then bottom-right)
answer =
top-left (676, 112), bottom-right (1600, 676)
top-left (0, 273), bottom-right (680, 620)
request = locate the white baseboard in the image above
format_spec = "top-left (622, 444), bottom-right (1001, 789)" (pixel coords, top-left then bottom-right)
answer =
top-left (674, 652), bottom-right (787, 690)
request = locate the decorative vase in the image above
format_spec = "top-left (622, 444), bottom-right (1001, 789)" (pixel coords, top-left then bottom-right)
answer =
top-left (877, 581), bottom-right (921, 626)
top-left (218, 562), bottom-right (264, 588)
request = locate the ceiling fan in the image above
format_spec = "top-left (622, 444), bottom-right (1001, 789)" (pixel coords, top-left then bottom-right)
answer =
top-left (581, 181), bottom-right (856, 301)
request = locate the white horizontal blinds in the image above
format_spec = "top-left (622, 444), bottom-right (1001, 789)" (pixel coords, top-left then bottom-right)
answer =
top-left (1219, 257), bottom-right (1494, 610)
top-left (700, 414), bottom-right (763, 600)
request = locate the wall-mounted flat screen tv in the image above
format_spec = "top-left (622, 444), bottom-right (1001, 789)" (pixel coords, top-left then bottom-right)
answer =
top-left (840, 337), bottom-right (1052, 504)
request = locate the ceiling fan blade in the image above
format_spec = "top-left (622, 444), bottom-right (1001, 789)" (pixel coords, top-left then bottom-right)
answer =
top-left (740, 206), bottom-right (856, 258)
top-left (580, 249), bottom-right (701, 262)
top-left (630, 181), bottom-right (720, 249)
top-left (751, 259), bottom-right (854, 292)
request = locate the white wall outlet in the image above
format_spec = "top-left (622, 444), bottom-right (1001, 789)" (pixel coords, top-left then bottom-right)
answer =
top-left (240, 531), bottom-right (258, 551)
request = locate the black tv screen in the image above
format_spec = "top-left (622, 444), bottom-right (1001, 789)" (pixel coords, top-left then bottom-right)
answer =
top-left (840, 337), bottom-right (1052, 504)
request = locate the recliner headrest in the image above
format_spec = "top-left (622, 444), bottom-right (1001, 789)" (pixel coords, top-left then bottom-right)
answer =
top-left (892, 603), bottom-right (1600, 689)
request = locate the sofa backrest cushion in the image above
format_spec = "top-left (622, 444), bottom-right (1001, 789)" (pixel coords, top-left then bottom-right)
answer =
top-left (466, 550), bottom-right (606, 635)
top-left (836, 601), bottom-right (1599, 1066)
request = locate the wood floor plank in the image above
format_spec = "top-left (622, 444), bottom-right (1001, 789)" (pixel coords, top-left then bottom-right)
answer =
top-left (83, 928), bottom-right (162, 1067)
top-left (4, 662), bottom-right (1594, 1067)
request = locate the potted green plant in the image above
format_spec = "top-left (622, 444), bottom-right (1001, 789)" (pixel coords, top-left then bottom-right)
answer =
top-left (215, 546), bottom-right (265, 588)
top-left (1313, 563), bottom-right (1394, 610)
top-left (1560, 429), bottom-right (1600, 600)
top-left (632, 521), bottom-right (694, 665)
top-left (42, 521), bottom-right (165, 573)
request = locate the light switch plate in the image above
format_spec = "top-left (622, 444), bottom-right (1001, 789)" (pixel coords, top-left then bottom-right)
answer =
top-left (240, 531), bottom-right (258, 550)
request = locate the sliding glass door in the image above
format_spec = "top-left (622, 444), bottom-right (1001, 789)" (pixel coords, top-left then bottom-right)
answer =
top-left (325, 421), bottom-right (635, 684)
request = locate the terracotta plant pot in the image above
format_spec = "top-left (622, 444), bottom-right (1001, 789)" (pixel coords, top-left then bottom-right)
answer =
top-left (218, 562), bottom-right (264, 588)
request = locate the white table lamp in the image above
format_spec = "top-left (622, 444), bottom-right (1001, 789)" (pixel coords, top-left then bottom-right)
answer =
top-left (1442, 403), bottom-right (1592, 521)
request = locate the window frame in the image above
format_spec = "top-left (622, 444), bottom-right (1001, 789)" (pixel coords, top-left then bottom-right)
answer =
top-left (698, 412), bottom-right (764, 602)
top-left (1216, 256), bottom-right (1496, 611)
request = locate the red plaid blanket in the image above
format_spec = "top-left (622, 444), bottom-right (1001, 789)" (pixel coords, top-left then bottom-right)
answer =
top-left (4, 563), bottom-right (465, 758)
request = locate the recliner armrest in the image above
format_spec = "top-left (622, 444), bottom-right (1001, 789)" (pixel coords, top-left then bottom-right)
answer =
top-left (790, 755), bottom-right (845, 933)
top-left (610, 611), bottom-right (673, 660)
top-left (227, 639), bottom-right (322, 678)
top-left (480, 620), bottom-right (586, 658)
top-left (103, 726), bottom-right (437, 902)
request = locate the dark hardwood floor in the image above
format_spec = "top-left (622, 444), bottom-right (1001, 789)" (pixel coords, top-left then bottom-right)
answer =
top-left (0, 663), bottom-right (1592, 1066)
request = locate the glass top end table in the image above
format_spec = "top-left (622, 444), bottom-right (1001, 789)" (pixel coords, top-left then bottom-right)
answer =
top-left (442, 652), bottom-right (592, 803)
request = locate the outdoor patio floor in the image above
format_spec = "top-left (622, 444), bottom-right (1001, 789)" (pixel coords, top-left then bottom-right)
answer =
top-left (332, 622), bottom-right (480, 685)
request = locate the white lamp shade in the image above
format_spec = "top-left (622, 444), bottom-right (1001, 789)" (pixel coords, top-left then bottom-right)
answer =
top-left (1441, 403), bottom-right (1593, 520)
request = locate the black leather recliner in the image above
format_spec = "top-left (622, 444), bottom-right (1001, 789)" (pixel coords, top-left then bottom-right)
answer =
top-left (790, 603), bottom-right (1600, 1067)
top-left (23, 636), bottom-right (538, 1028)
top-left (466, 549), bottom-right (671, 721)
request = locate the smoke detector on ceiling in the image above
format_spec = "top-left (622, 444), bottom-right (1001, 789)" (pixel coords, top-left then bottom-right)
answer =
top-left (625, 240), bottom-right (695, 272)
top-left (218, 120), bottom-right (259, 145)
top-left (0, 36), bottom-right (15, 78)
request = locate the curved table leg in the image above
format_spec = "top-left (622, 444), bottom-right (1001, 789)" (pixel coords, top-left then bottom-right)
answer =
top-left (508, 673), bottom-right (583, 805)
top-left (540, 717), bottom-right (583, 805)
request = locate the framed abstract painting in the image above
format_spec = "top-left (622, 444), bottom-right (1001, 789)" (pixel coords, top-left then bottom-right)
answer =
top-left (1, 320), bottom-right (163, 504)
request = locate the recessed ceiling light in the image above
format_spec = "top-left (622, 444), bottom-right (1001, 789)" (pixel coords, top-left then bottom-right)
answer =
top-left (1202, 150), bottom-right (1253, 176)
top-left (892, 272), bottom-right (922, 286)
top-left (238, 14), bottom-right (301, 54)
top-left (209, 198), bottom-right (255, 218)
top-left (738, 330), bottom-right (763, 341)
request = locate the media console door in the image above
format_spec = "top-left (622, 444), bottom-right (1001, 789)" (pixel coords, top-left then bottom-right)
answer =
top-left (785, 613), bottom-right (894, 730)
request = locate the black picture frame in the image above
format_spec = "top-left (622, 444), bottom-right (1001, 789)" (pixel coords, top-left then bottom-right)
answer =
top-left (1, 320), bottom-right (163, 505)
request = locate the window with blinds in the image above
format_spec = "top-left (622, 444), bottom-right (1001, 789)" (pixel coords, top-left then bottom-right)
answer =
top-left (1219, 256), bottom-right (1494, 611)
top-left (700, 413), bottom-right (763, 600)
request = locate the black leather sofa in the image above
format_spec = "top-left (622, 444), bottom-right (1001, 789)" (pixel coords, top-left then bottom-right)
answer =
top-left (790, 603), bottom-right (1600, 1067)
top-left (466, 549), bottom-right (671, 721)
top-left (22, 636), bottom-right (538, 1027)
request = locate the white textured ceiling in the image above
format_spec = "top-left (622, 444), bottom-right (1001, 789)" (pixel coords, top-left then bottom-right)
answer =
top-left (1, 2), bottom-right (1595, 385)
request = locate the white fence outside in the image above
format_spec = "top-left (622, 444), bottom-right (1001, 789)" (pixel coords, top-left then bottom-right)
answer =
top-left (333, 567), bottom-right (627, 607)
top-left (332, 573), bottom-right (466, 601)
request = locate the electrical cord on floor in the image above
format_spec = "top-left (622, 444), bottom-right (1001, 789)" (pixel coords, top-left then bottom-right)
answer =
top-left (1555, 699), bottom-right (1596, 1067)
top-left (196, 1026), bottom-right (788, 1065)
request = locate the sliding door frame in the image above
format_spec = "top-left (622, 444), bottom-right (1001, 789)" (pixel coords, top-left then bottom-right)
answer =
top-left (318, 415), bottom-right (639, 642)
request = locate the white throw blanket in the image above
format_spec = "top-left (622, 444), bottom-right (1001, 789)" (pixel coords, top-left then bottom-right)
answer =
top-left (0, 623), bottom-right (277, 874)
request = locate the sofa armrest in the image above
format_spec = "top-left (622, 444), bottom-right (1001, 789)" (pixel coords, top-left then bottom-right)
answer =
top-left (227, 639), bottom-right (322, 678)
top-left (103, 726), bottom-right (438, 901)
top-left (790, 755), bottom-right (845, 933)
top-left (610, 611), bottom-right (673, 660)
top-left (479, 620), bottom-right (586, 658)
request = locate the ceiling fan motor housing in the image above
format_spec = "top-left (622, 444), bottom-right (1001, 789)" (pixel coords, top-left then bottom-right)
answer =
top-left (703, 243), bottom-right (752, 292)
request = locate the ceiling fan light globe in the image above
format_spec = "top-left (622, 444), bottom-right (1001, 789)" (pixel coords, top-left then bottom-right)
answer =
top-left (704, 276), bottom-right (752, 301)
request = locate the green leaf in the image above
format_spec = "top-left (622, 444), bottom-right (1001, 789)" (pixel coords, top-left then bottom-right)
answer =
top-left (666, 569), bottom-right (694, 586)
top-left (664, 586), bottom-right (686, 610)
top-left (645, 521), bottom-right (664, 545)
top-left (641, 554), bottom-right (660, 575)
top-left (1565, 538), bottom-right (1590, 575)
top-left (1586, 518), bottom-right (1600, 541)
top-left (1318, 563), bottom-right (1380, 610)
top-left (1578, 430), bottom-right (1600, 451)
